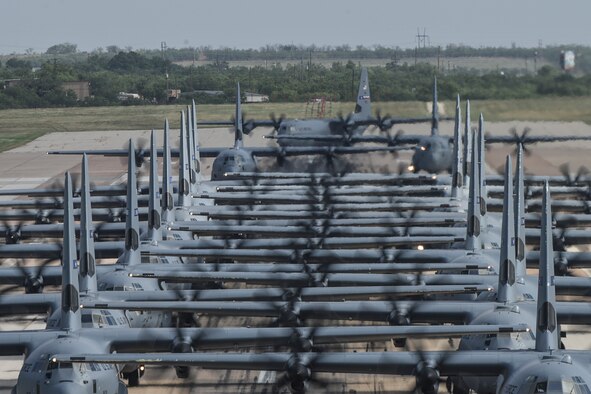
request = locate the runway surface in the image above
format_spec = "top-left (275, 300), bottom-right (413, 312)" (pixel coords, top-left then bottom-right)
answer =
top-left (1, 119), bottom-right (591, 393)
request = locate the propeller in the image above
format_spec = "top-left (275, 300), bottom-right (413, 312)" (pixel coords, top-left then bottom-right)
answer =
top-left (0, 256), bottom-right (59, 295)
top-left (509, 127), bottom-right (532, 156)
top-left (2, 220), bottom-right (24, 244)
top-left (269, 113), bottom-right (285, 132)
top-left (273, 351), bottom-right (329, 394)
top-left (413, 350), bottom-right (448, 394)
top-left (559, 163), bottom-right (589, 186)
top-left (120, 137), bottom-right (149, 168)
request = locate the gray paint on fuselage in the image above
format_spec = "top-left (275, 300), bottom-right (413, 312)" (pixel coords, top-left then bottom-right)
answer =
top-left (411, 135), bottom-right (454, 173)
top-left (211, 149), bottom-right (257, 180)
top-left (15, 336), bottom-right (124, 394)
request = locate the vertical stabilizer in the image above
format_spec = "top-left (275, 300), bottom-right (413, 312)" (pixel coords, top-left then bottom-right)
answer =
top-left (463, 100), bottom-right (472, 186)
top-left (234, 83), bottom-right (244, 149)
top-left (430, 76), bottom-right (439, 136)
top-left (118, 140), bottom-right (141, 266)
top-left (514, 144), bottom-right (526, 279)
top-left (162, 119), bottom-right (174, 224)
top-left (353, 67), bottom-right (371, 118)
top-left (535, 181), bottom-right (559, 352)
top-left (192, 100), bottom-right (202, 184)
top-left (60, 172), bottom-right (81, 331)
top-left (188, 101), bottom-right (201, 188)
top-left (451, 94), bottom-right (463, 198)
top-left (178, 111), bottom-right (191, 207)
top-left (477, 114), bottom-right (487, 217)
top-left (465, 130), bottom-right (481, 250)
top-left (497, 155), bottom-right (518, 303)
top-left (147, 129), bottom-right (162, 243)
top-left (79, 154), bottom-right (97, 293)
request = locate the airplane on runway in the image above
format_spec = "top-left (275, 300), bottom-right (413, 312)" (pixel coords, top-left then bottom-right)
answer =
top-left (51, 183), bottom-right (591, 394)
top-left (48, 83), bottom-right (415, 180)
top-left (198, 67), bottom-right (440, 143)
top-left (0, 171), bottom-right (534, 393)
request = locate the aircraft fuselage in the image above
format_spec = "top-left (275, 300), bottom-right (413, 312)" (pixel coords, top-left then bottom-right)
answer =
top-left (410, 135), bottom-right (453, 174)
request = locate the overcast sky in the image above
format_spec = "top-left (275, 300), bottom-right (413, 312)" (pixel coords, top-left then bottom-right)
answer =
top-left (1, 0), bottom-right (589, 54)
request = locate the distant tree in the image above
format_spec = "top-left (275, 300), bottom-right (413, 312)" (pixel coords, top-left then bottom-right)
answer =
top-left (46, 43), bottom-right (77, 55)
top-left (5, 58), bottom-right (31, 70)
top-left (106, 45), bottom-right (121, 54)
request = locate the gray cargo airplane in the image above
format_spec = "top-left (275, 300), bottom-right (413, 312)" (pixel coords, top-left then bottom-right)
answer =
top-left (199, 67), bottom-right (438, 144)
top-left (51, 182), bottom-right (591, 394)
top-left (1, 172), bottom-right (529, 393)
top-left (48, 83), bottom-right (413, 181)
top-left (50, 182), bottom-right (591, 394)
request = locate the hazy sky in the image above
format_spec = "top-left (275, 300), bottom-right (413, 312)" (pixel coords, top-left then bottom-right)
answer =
top-left (1, 0), bottom-right (589, 54)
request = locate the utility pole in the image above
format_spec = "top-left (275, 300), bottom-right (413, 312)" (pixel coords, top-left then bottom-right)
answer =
top-left (415, 28), bottom-right (430, 65)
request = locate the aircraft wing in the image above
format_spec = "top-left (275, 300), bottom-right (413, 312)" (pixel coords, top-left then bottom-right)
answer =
top-left (47, 145), bottom-right (408, 160)
top-left (0, 241), bottom-right (122, 259)
top-left (52, 350), bottom-right (522, 377)
top-left (160, 235), bottom-right (458, 249)
top-left (98, 283), bottom-right (491, 302)
top-left (68, 324), bottom-right (530, 355)
top-left (244, 145), bottom-right (413, 158)
top-left (132, 260), bottom-right (492, 273)
top-left (128, 271), bottom-right (487, 287)
top-left (0, 294), bottom-right (59, 315)
top-left (0, 330), bottom-right (59, 356)
top-left (485, 135), bottom-right (591, 144)
top-left (79, 299), bottom-right (491, 325)
top-left (166, 222), bottom-right (463, 238)
top-left (269, 134), bottom-right (426, 146)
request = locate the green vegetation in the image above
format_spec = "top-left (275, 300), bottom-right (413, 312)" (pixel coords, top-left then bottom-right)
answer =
top-left (0, 45), bottom-right (591, 110)
top-left (1, 95), bottom-right (591, 136)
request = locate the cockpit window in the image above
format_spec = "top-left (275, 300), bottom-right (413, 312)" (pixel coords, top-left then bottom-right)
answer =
top-left (526, 376), bottom-right (591, 394)
top-left (534, 381), bottom-right (547, 392)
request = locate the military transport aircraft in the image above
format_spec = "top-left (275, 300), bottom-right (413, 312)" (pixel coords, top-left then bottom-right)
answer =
top-left (198, 67), bottom-right (439, 143)
top-left (48, 83), bottom-right (414, 181)
top-left (51, 182), bottom-right (591, 394)
top-left (0, 171), bottom-right (532, 394)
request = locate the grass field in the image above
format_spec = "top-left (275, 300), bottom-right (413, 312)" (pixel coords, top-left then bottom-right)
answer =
top-left (0, 96), bottom-right (590, 152)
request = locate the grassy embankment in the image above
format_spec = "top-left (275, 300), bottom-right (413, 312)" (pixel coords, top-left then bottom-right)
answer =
top-left (0, 96), bottom-right (590, 152)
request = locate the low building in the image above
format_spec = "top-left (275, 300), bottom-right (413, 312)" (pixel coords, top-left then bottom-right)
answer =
top-left (117, 92), bottom-right (142, 101)
top-left (61, 81), bottom-right (90, 100)
top-left (244, 92), bottom-right (269, 103)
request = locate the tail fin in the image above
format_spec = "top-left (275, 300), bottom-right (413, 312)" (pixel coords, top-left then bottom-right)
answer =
top-left (535, 181), bottom-right (559, 352)
top-left (514, 144), bottom-right (526, 278)
top-left (463, 99), bottom-right (472, 186)
top-left (234, 83), bottom-right (244, 149)
top-left (354, 67), bottom-right (371, 118)
top-left (451, 94), bottom-right (463, 198)
top-left (147, 129), bottom-right (162, 243)
top-left (477, 114), bottom-right (487, 217)
top-left (188, 101), bottom-right (201, 188)
top-left (430, 76), bottom-right (439, 136)
top-left (162, 119), bottom-right (174, 224)
top-left (79, 154), bottom-right (97, 293)
top-left (178, 111), bottom-right (191, 207)
top-left (60, 172), bottom-right (81, 331)
top-left (497, 155), bottom-right (518, 303)
top-left (118, 139), bottom-right (141, 266)
top-left (465, 129), bottom-right (481, 251)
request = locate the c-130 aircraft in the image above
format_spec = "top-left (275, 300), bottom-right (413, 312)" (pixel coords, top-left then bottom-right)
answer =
top-left (54, 183), bottom-right (591, 394)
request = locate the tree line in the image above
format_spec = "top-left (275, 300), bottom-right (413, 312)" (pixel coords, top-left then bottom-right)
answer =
top-left (0, 48), bottom-right (590, 110)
